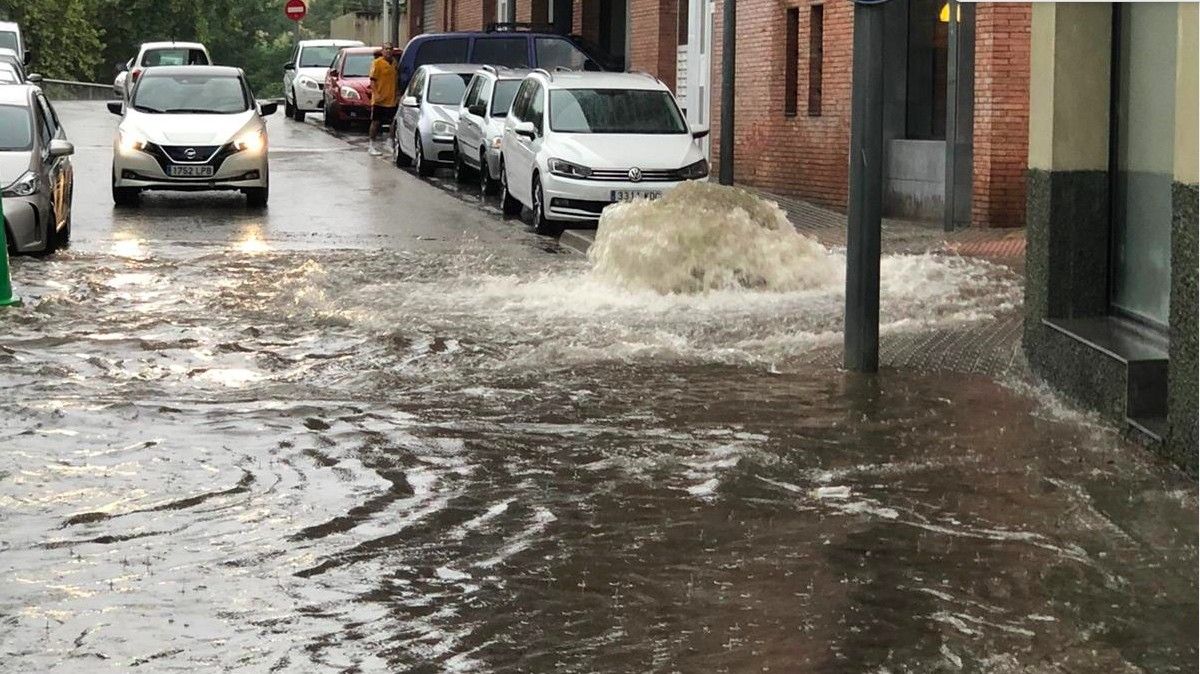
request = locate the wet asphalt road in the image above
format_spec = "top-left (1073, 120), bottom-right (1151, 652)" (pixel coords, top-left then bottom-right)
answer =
top-left (0, 102), bottom-right (1196, 673)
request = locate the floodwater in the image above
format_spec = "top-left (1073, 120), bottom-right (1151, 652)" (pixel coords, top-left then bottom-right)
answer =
top-left (1, 192), bottom-right (1195, 672)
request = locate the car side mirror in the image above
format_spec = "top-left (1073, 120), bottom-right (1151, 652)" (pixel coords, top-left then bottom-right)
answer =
top-left (402, 95), bottom-right (419, 108)
top-left (691, 125), bottom-right (710, 140)
top-left (283, 61), bottom-right (295, 72)
top-left (107, 100), bottom-right (124, 115)
top-left (27, 73), bottom-right (43, 84)
top-left (118, 61), bottom-right (129, 73)
top-left (259, 101), bottom-right (278, 116)
top-left (468, 103), bottom-right (485, 116)
top-left (23, 50), bottom-right (31, 66)
top-left (328, 70), bottom-right (339, 78)
top-left (48, 139), bottom-right (74, 158)
top-left (513, 121), bottom-right (536, 139)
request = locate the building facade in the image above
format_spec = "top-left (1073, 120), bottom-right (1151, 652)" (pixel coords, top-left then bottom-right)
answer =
top-left (1022, 2), bottom-right (1197, 473)
top-left (403, 0), bottom-right (1031, 228)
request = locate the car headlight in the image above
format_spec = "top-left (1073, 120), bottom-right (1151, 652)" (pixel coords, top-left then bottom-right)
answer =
top-left (548, 158), bottom-right (592, 179)
top-left (2, 171), bottom-right (39, 198)
top-left (679, 158), bottom-right (709, 180)
top-left (339, 85), bottom-right (360, 101)
top-left (490, 136), bottom-right (503, 150)
top-left (118, 129), bottom-right (148, 154)
top-left (432, 120), bottom-right (455, 136)
top-left (297, 76), bottom-right (319, 90)
top-left (234, 130), bottom-right (266, 154)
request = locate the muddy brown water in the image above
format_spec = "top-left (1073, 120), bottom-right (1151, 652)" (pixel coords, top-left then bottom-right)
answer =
top-left (0, 242), bottom-right (1195, 672)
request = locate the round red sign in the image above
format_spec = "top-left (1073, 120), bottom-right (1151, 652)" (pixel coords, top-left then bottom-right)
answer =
top-left (284, 0), bottom-right (307, 21)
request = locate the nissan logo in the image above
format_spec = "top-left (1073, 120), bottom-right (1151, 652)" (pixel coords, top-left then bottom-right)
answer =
top-left (628, 167), bottom-right (643, 182)
top-left (184, 147), bottom-right (198, 159)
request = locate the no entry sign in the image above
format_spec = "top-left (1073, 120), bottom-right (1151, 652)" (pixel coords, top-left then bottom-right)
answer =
top-left (285, 0), bottom-right (307, 21)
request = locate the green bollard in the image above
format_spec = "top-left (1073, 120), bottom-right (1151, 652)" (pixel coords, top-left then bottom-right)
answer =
top-left (0, 191), bottom-right (21, 307)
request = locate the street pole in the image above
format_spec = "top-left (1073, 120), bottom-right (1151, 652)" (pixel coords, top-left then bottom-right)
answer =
top-left (943, 0), bottom-right (959, 232)
top-left (718, 0), bottom-right (735, 185)
top-left (390, 0), bottom-right (401, 45)
top-left (844, 0), bottom-right (886, 373)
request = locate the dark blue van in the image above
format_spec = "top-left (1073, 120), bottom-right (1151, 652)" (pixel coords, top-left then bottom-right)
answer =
top-left (397, 23), bottom-right (610, 93)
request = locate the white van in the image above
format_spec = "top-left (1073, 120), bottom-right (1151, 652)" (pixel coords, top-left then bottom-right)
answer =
top-left (0, 21), bottom-right (28, 66)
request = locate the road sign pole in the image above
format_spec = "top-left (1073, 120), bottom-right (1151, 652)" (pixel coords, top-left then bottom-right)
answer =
top-left (0, 193), bottom-right (21, 307)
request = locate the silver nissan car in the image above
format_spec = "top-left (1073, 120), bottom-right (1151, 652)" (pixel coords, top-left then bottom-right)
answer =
top-left (1, 84), bottom-right (74, 255)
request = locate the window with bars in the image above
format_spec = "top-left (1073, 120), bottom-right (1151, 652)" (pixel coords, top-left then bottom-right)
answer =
top-left (808, 4), bottom-right (824, 116)
top-left (785, 7), bottom-right (799, 116)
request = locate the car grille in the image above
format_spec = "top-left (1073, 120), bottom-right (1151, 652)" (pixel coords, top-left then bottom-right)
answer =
top-left (161, 145), bottom-right (221, 163)
top-left (586, 168), bottom-right (685, 182)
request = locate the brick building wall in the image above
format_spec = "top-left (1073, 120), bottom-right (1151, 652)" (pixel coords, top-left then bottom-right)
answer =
top-left (628, 0), bottom-right (680, 92)
top-left (971, 2), bottom-right (1030, 228)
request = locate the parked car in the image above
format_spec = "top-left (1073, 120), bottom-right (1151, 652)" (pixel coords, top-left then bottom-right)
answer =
top-left (322, 45), bottom-right (378, 130)
top-left (108, 66), bottom-right (276, 207)
top-left (390, 63), bottom-right (477, 177)
top-left (283, 38), bottom-right (364, 122)
top-left (0, 62), bottom-right (20, 84)
top-left (118, 42), bottom-right (212, 100)
top-left (0, 21), bottom-right (29, 66)
top-left (396, 24), bottom-right (606, 95)
top-left (1, 84), bottom-right (74, 254)
top-left (499, 70), bottom-right (709, 235)
top-left (453, 65), bottom-right (527, 192)
top-left (0, 48), bottom-right (37, 84)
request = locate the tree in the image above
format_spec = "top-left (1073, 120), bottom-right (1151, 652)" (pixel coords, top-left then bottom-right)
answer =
top-left (0, 0), bottom-right (104, 81)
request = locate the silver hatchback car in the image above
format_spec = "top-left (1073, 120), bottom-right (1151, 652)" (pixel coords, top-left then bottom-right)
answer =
top-left (391, 63), bottom-right (478, 177)
top-left (1, 84), bottom-right (74, 255)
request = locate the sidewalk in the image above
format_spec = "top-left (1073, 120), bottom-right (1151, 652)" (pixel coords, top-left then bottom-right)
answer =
top-left (560, 188), bottom-right (1029, 378)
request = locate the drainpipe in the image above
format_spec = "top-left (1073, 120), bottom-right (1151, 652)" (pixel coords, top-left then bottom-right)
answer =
top-left (718, 0), bottom-right (735, 185)
top-left (943, 0), bottom-right (959, 232)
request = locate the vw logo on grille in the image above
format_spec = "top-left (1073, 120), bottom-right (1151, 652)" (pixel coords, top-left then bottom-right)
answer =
top-left (184, 147), bottom-right (198, 159)
top-left (628, 167), bottom-right (643, 183)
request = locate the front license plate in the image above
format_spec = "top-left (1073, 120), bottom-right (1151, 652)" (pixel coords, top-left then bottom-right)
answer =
top-left (611, 189), bottom-right (661, 202)
top-left (168, 165), bottom-right (215, 178)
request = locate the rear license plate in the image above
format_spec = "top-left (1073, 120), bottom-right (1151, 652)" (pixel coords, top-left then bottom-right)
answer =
top-left (611, 190), bottom-right (661, 202)
top-left (168, 165), bottom-right (215, 178)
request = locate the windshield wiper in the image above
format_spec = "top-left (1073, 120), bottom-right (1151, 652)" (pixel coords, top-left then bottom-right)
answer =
top-left (132, 104), bottom-right (166, 113)
top-left (162, 108), bottom-right (225, 114)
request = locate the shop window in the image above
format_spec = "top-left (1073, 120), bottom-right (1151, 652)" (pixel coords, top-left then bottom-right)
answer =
top-left (808, 4), bottom-right (823, 116)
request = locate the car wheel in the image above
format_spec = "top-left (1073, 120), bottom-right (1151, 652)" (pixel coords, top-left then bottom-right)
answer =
top-left (531, 176), bottom-right (562, 237)
top-left (499, 162), bottom-right (522, 217)
top-left (290, 89), bottom-right (305, 121)
top-left (55, 204), bottom-right (72, 250)
top-left (452, 143), bottom-right (471, 183)
top-left (415, 134), bottom-right (433, 177)
top-left (246, 184), bottom-right (269, 208)
top-left (323, 103), bottom-right (334, 128)
top-left (479, 151), bottom-right (497, 195)
top-left (392, 130), bottom-right (410, 168)
top-left (112, 180), bottom-right (139, 207)
top-left (35, 205), bottom-right (61, 256)
top-left (285, 95), bottom-right (295, 118)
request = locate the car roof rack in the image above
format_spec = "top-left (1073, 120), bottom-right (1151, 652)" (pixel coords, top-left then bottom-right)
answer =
top-left (531, 67), bottom-right (553, 81)
top-left (485, 22), bottom-right (555, 33)
top-left (480, 64), bottom-right (498, 74)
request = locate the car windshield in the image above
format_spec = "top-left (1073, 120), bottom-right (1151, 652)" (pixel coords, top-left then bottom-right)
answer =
top-left (132, 74), bottom-right (249, 114)
top-left (0, 32), bottom-right (17, 53)
top-left (0, 105), bottom-right (32, 151)
top-left (427, 73), bottom-right (471, 105)
top-left (549, 89), bottom-right (687, 134)
top-left (142, 48), bottom-right (208, 67)
top-left (490, 80), bottom-right (521, 117)
top-left (343, 53), bottom-right (373, 77)
top-left (300, 45), bottom-right (342, 68)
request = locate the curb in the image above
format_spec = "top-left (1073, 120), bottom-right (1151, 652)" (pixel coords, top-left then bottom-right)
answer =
top-left (559, 229), bottom-right (595, 256)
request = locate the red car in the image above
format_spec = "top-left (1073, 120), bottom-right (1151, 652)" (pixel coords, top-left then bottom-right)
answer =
top-left (322, 46), bottom-right (379, 130)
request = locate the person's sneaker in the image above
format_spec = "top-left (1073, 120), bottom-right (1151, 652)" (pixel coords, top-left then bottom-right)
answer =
top-left (367, 143), bottom-right (382, 156)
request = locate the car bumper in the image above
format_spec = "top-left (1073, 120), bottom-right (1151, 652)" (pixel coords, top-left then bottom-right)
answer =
top-left (112, 146), bottom-right (269, 190)
top-left (2, 194), bottom-right (51, 253)
top-left (331, 99), bottom-right (371, 121)
top-left (295, 86), bottom-right (324, 112)
top-left (484, 147), bottom-right (503, 180)
top-left (540, 173), bottom-right (691, 222)
top-left (422, 132), bottom-right (457, 165)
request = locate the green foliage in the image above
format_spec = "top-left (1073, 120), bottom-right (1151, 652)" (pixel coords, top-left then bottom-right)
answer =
top-left (0, 0), bottom-right (372, 96)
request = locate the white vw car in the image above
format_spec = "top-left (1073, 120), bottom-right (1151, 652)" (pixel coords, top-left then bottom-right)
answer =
top-left (283, 38), bottom-right (363, 122)
top-left (499, 70), bottom-right (709, 235)
top-left (109, 66), bottom-right (276, 207)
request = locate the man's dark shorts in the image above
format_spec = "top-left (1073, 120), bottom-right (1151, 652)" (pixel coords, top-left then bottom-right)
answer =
top-left (372, 105), bottom-right (397, 124)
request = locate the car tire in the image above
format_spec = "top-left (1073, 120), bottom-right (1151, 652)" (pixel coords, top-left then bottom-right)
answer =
top-left (112, 182), bottom-right (139, 207)
top-left (453, 143), bottom-right (471, 183)
top-left (414, 134), bottom-right (433, 177)
top-left (285, 95), bottom-right (295, 118)
top-left (323, 103), bottom-right (334, 128)
top-left (54, 205), bottom-right (72, 250)
top-left (392, 130), bottom-right (410, 168)
top-left (499, 162), bottom-right (522, 217)
top-left (531, 176), bottom-right (562, 237)
top-left (35, 205), bottom-right (61, 256)
top-left (479, 151), bottom-right (497, 195)
top-left (246, 184), bottom-right (269, 208)
top-left (290, 89), bottom-right (305, 121)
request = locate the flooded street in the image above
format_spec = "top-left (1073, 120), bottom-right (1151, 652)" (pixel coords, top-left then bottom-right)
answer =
top-left (1, 103), bottom-right (1195, 673)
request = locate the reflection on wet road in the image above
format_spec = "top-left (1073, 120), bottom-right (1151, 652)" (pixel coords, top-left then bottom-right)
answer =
top-left (0, 104), bottom-right (1195, 672)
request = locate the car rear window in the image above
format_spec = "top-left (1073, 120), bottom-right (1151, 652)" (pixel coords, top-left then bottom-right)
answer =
top-left (535, 38), bottom-right (595, 71)
top-left (142, 48), bottom-right (209, 67)
top-left (427, 73), bottom-right (472, 105)
top-left (0, 104), bottom-right (32, 151)
top-left (414, 38), bottom-right (469, 68)
top-left (300, 45), bottom-right (342, 68)
top-left (0, 68), bottom-right (17, 84)
top-left (343, 53), bottom-right (374, 77)
top-left (470, 38), bottom-right (528, 68)
top-left (0, 31), bottom-right (18, 53)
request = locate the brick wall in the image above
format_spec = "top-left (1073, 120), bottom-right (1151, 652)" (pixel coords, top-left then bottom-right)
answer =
top-left (708, 0), bottom-right (854, 212)
top-left (972, 2), bottom-right (1030, 228)
top-left (628, 0), bottom-right (680, 92)
top-left (450, 0), bottom-right (491, 32)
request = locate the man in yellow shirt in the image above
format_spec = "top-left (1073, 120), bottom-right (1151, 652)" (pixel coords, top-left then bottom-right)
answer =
top-left (367, 43), bottom-right (398, 156)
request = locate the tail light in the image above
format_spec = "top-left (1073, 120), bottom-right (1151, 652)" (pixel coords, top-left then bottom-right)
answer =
top-left (131, 68), bottom-right (142, 82)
